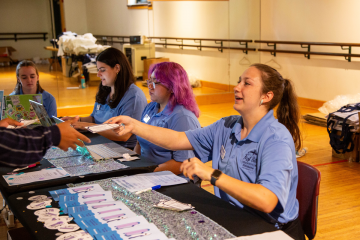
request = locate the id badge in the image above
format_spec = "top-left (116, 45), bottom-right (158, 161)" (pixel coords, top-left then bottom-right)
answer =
top-left (220, 145), bottom-right (226, 160)
top-left (96, 105), bottom-right (101, 111)
top-left (143, 114), bottom-right (150, 123)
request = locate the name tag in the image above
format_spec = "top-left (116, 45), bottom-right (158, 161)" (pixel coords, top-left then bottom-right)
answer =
top-left (96, 105), bottom-right (100, 111)
top-left (220, 145), bottom-right (226, 160)
top-left (143, 114), bottom-right (150, 123)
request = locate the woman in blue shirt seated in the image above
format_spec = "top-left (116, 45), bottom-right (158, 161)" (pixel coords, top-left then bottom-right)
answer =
top-left (136, 62), bottom-right (201, 174)
top-left (63, 47), bottom-right (147, 149)
top-left (105, 64), bottom-right (305, 239)
top-left (11, 60), bottom-right (57, 117)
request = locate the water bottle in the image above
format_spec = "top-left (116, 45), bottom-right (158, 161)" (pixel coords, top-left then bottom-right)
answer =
top-left (296, 147), bottom-right (308, 157)
top-left (81, 74), bottom-right (86, 89)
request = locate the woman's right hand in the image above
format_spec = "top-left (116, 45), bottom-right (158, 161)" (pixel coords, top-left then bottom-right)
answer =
top-left (61, 116), bottom-right (79, 122)
top-left (104, 116), bottom-right (134, 136)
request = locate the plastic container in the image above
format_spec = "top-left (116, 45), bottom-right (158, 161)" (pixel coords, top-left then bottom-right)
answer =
top-left (296, 147), bottom-right (308, 158)
top-left (81, 74), bottom-right (86, 89)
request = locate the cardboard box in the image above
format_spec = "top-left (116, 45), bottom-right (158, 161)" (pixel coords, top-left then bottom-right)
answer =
top-left (143, 57), bottom-right (170, 80)
top-left (0, 46), bottom-right (16, 63)
top-left (89, 73), bottom-right (101, 82)
top-left (61, 56), bottom-right (72, 77)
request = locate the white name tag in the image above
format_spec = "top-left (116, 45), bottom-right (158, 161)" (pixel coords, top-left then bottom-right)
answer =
top-left (220, 145), bottom-right (226, 160)
top-left (143, 114), bottom-right (150, 123)
top-left (96, 105), bottom-right (100, 111)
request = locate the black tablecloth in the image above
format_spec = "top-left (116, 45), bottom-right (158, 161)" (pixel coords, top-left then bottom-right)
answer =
top-left (0, 133), bottom-right (158, 200)
top-left (7, 183), bottom-right (277, 239)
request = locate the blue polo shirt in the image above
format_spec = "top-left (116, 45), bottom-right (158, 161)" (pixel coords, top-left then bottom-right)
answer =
top-left (91, 84), bottom-right (147, 148)
top-left (10, 89), bottom-right (57, 117)
top-left (137, 102), bottom-right (200, 165)
top-left (185, 110), bottom-right (299, 224)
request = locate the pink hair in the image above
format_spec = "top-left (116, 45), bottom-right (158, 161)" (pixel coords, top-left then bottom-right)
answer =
top-left (149, 62), bottom-right (200, 118)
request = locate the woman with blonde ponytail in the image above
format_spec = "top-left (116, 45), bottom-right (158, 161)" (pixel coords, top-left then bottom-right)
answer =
top-left (105, 64), bottom-right (305, 240)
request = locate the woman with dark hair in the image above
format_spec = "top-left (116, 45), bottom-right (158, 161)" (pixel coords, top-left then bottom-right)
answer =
top-left (105, 64), bottom-right (305, 240)
top-left (63, 47), bottom-right (147, 148)
top-left (135, 62), bottom-right (200, 175)
top-left (11, 60), bottom-right (57, 117)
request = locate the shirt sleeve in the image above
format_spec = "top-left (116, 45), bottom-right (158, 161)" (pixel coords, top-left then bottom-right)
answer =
top-left (0, 125), bottom-right (60, 167)
top-left (46, 94), bottom-right (57, 117)
top-left (257, 140), bottom-right (294, 213)
top-left (90, 103), bottom-right (97, 118)
top-left (185, 119), bottom-right (222, 162)
top-left (168, 114), bottom-right (200, 162)
top-left (118, 93), bottom-right (147, 121)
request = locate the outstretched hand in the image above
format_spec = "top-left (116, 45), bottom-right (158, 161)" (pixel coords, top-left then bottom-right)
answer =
top-left (104, 116), bottom-right (133, 136)
top-left (57, 116), bottom-right (91, 151)
top-left (60, 116), bottom-right (80, 122)
top-left (180, 157), bottom-right (214, 181)
top-left (0, 118), bottom-right (24, 128)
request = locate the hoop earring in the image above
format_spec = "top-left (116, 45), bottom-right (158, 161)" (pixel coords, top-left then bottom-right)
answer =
top-left (260, 99), bottom-right (263, 106)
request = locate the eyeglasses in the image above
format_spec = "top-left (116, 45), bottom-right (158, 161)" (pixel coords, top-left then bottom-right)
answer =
top-left (146, 78), bottom-right (161, 89)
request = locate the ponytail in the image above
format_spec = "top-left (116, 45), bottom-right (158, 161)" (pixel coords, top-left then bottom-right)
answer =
top-left (251, 64), bottom-right (302, 151)
top-left (277, 79), bottom-right (302, 150)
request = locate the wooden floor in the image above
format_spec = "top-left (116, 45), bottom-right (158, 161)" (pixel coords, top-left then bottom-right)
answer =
top-left (1, 65), bottom-right (360, 239)
top-left (0, 65), bottom-right (229, 108)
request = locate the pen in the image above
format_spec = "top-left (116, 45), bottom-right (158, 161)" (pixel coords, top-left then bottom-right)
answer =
top-left (12, 162), bottom-right (40, 172)
top-left (135, 185), bottom-right (161, 195)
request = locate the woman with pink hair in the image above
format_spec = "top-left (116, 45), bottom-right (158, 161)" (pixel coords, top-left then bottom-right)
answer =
top-left (135, 62), bottom-right (200, 175)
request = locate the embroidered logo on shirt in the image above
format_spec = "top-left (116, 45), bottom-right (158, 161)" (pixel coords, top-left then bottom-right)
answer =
top-left (241, 149), bottom-right (258, 171)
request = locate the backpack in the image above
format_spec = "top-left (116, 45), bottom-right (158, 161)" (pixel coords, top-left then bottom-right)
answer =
top-left (327, 103), bottom-right (360, 154)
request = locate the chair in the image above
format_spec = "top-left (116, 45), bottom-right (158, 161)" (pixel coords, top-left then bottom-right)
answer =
top-left (296, 161), bottom-right (321, 240)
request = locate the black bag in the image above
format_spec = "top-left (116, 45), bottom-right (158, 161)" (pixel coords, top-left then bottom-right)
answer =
top-left (327, 103), bottom-right (360, 154)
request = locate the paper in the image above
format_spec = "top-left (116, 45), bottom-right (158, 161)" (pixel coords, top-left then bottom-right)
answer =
top-left (225, 230), bottom-right (294, 240)
top-left (67, 201), bottom-right (123, 217)
top-left (112, 171), bottom-right (188, 192)
top-left (94, 223), bottom-right (167, 240)
top-left (3, 168), bottom-right (70, 186)
top-left (85, 124), bottom-right (120, 133)
top-left (56, 230), bottom-right (92, 240)
top-left (6, 119), bottom-right (39, 129)
top-left (153, 199), bottom-right (194, 212)
top-left (49, 184), bottom-right (104, 201)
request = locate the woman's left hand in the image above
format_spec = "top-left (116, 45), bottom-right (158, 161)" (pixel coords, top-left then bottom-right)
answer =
top-left (71, 122), bottom-right (94, 130)
top-left (180, 157), bottom-right (214, 181)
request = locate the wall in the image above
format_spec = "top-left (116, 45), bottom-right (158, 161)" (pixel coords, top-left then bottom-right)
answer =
top-left (62, 0), bottom-right (260, 86)
top-left (63, 0), bottom-right (88, 34)
top-left (0, 0), bottom-right (53, 60)
top-left (85, 0), bottom-right (149, 36)
top-left (61, 0), bottom-right (360, 101)
top-left (260, 0), bottom-right (360, 101)
top-left (152, 0), bottom-right (260, 86)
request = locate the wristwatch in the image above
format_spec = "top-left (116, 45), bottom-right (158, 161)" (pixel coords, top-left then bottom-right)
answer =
top-left (210, 169), bottom-right (222, 186)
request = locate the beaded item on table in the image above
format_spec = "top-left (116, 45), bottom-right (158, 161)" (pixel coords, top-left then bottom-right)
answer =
top-left (50, 158), bottom-right (128, 176)
top-left (44, 147), bottom-right (82, 160)
top-left (49, 156), bottom-right (94, 168)
top-left (68, 178), bottom-right (235, 240)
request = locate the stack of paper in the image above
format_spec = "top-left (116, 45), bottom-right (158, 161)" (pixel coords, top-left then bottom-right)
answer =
top-left (3, 168), bottom-right (70, 186)
top-left (112, 171), bottom-right (188, 192)
top-left (49, 183), bottom-right (173, 240)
